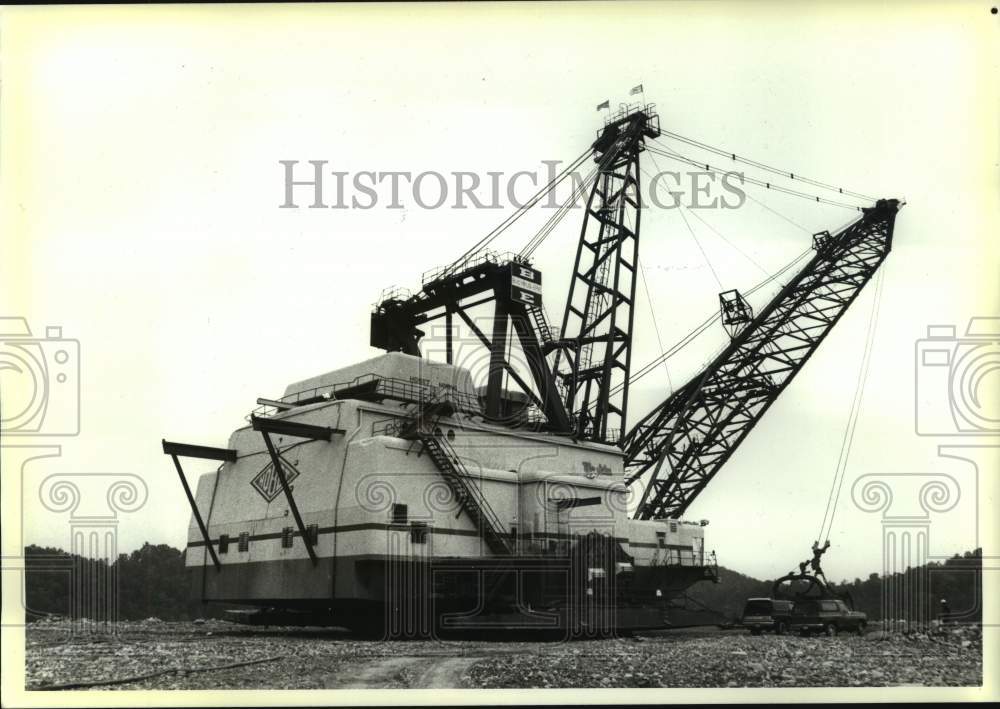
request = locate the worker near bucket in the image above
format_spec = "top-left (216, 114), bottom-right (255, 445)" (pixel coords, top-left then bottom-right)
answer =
top-left (939, 598), bottom-right (951, 624)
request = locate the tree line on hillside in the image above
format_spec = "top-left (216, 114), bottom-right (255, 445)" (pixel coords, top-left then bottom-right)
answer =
top-left (22, 543), bottom-right (983, 624)
top-left (688, 548), bottom-right (984, 623)
top-left (24, 543), bottom-right (194, 621)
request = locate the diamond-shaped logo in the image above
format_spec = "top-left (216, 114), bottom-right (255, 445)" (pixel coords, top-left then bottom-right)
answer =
top-left (251, 453), bottom-right (301, 502)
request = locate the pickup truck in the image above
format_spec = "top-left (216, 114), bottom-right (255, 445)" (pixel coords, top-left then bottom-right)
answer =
top-left (741, 597), bottom-right (794, 635)
top-left (790, 598), bottom-right (867, 636)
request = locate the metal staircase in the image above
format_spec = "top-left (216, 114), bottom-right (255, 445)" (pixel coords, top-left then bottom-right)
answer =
top-left (418, 430), bottom-right (514, 555)
top-left (392, 389), bottom-right (513, 555)
top-left (526, 304), bottom-right (558, 350)
top-left (395, 398), bottom-right (456, 440)
top-left (524, 304), bottom-right (574, 410)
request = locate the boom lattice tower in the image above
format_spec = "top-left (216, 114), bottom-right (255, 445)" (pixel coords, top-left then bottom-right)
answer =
top-left (622, 199), bottom-right (901, 519)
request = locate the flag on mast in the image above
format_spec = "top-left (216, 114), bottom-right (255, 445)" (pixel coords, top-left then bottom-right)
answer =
top-left (629, 84), bottom-right (644, 96)
top-left (596, 100), bottom-right (610, 111)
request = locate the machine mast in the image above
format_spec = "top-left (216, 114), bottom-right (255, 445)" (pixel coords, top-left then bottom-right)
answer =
top-left (553, 105), bottom-right (660, 445)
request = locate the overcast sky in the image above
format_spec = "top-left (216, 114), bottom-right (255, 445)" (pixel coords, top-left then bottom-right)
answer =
top-left (2, 2), bottom-right (997, 582)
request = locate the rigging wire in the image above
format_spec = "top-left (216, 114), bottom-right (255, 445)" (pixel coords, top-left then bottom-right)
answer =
top-left (677, 204), bottom-right (723, 291)
top-left (647, 143), bottom-right (865, 212)
top-left (817, 265), bottom-right (886, 542)
top-left (612, 246), bottom-right (814, 396)
top-left (636, 259), bottom-right (674, 394)
top-left (744, 246), bottom-right (814, 298)
top-left (681, 204), bottom-right (770, 278)
top-left (642, 150), bottom-right (770, 281)
top-left (519, 137), bottom-right (627, 259)
top-left (519, 160), bottom-right (601, 258)
top-left (444, 147), bottom-right (592, 273)
top-left (446, 120), bottom-right (875, 278)
top-left (439, 115), bottom-right (878, 431)
top-left (742, 189), bottom-right (815, 235)
top-left (655, 128), bottom-right (878, 202)
top-left (630, 210), bottom-right (674, 395)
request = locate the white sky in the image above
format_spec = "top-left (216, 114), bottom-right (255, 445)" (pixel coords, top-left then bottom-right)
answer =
top-left (2, 1), bottom-right (998, 582)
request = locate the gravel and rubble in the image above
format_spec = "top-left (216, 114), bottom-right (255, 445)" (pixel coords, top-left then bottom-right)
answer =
top-left (466, 623), bottom-right (983, 688)
top-left (24, 618), bottom-right (982, 690)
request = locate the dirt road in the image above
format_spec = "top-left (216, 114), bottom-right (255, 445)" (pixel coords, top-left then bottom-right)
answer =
top-left (331, 654), bottom-right (480, 689)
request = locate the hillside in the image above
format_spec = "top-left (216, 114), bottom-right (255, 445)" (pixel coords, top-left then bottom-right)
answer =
top-left (688, 550), bottom-right (984, 622)
top-left (22, 543), bottom-right (983, 624)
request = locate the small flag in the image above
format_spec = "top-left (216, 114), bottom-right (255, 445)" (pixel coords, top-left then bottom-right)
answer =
top-left (596, 100), bottom-right (610, 111)
top-left (630, 84), bottom-right (643, 96)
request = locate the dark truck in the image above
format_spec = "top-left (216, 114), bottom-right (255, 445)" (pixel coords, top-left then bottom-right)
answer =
top-left (790, 598), bottom-right (867, 636)
top-left (741, 598), bottom-right (794, 635)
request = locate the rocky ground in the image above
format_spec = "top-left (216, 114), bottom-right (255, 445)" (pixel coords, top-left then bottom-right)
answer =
top-left (24, 618), bottom-right (982, 690)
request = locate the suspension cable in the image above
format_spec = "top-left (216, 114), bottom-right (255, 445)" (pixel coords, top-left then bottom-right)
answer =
top-left (612, 310), bottom-right (720, 395)
top-left (742, 189), bottom-right (815, 234)
top-left (519, 160), bottom-right (601, 258)
top-left (612, 246), bottom-right (813, 396)
top-left (818, 265), bottom-right (886, 541)
top-left (677, 205), bottom-right (723, 290)
top-left (641, 145), bottom-right (724, 289)
top-left (641, 155), bottom-right (771, 277)
top-left (682, 204), bottom-right (769, 277)
top-left (624, 141), bottom-right (828, 394)
top-left (443, 147), bottom-right (592, 274)
top-left (655, 128), bottom-right (878, 202)
top-left (744, 246), bottom-right (814, 297)
top-left (647, 144), bottom-right (864, 212)
top-left (520, 136), bottom-right (627, 259)
top-left (633, 218), bottom-right (674, 395)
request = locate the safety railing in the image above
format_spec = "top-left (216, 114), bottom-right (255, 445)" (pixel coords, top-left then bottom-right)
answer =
top-left (247, 374), bottom-right (484, 422)
top-left (522, 405), bottom-right (621, 443)
top-left (371, 417), bottom-right (405, 437)
top-left (421, 250), bottom-right (525, 286)
top-left (650, 547), bottom-right (714, 568)
top-left (372, 285), bottom-right (413, 308)
top-left (601, 102), bottom-right (658, 128)
top-left (577, 424), bottom-right (621, 445)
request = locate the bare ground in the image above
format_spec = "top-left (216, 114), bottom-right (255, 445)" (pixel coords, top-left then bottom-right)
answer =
top-left (24, 620), bottom-right (982, 690)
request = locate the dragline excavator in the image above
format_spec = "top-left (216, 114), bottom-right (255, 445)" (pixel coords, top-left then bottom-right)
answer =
top-left (370, 103), bottom-right (902, 523)
top-left (166, 101), bottom-right (901, 632)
